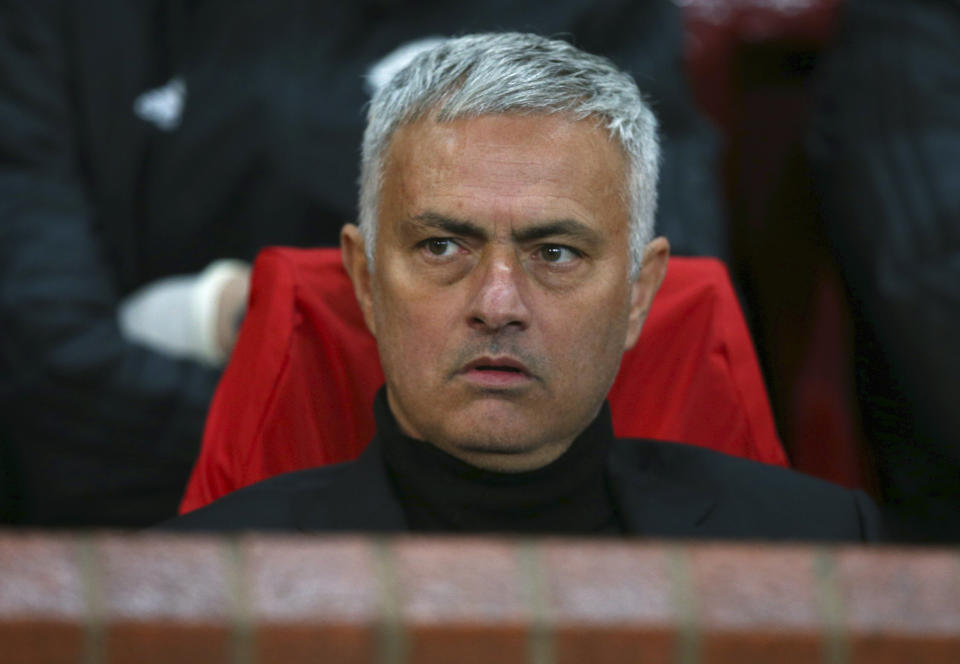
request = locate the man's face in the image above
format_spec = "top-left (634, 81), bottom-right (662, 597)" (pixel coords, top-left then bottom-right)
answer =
top-left (343, 114), bottom-right (667, 471)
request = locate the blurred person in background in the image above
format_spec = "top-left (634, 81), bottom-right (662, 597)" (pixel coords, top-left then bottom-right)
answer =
top-left (808, 0), bottom-right (960, 542)
top-left (0, 0), bottom-right (722, 527)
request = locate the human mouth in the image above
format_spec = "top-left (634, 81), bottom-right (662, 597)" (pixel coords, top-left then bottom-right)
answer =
top-left (459, 356), bottom-right (534, 388)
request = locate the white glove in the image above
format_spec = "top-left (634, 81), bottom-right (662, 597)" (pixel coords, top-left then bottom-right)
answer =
top-left (118, 259), bottom-right (250, 366)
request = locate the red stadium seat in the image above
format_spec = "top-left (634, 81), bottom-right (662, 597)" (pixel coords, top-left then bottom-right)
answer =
top-left (180, 247), bottom-right (787, 513)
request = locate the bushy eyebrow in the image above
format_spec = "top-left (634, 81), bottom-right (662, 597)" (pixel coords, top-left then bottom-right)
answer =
top-left (511, 219), bottom-right (600, 245)
top-left (409, 212), bottom-right (487, 240)
top-left (408, 212), bottom-right (601, 246)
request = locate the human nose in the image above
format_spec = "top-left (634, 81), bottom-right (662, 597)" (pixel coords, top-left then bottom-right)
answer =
top-left (467, 251), bottom-right (531, 333)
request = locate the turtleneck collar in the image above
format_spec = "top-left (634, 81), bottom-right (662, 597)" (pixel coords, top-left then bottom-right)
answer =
top-left (375, 388), bottom-right (623, 534)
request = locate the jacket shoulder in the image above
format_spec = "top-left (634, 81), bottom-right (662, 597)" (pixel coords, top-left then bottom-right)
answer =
top-left (611, 439), bottom-right (885, 541)
top-left (156, 463), bottom-right (350, 532)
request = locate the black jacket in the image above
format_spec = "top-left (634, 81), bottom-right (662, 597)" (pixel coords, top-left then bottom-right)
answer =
top-left (167, 433), bottom-right (884, 541)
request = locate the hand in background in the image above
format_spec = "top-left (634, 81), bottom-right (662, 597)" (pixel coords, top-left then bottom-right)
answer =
top-left (118, 260), bottom-right (251, 366)
top-left (214, 266), bottom-right (251, 360)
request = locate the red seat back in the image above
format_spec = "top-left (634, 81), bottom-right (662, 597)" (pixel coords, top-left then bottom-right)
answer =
top-left (180, 247), bottom-right (786, 513)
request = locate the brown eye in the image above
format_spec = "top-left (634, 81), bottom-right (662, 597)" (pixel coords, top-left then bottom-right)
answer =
top-left (422, 238), bottom-right (458, 257)
top-left (538, 245), bottom-right (577, 264)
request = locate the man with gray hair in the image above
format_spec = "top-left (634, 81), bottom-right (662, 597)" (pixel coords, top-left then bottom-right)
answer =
top-left (168, 33), bottom-right (882, 539)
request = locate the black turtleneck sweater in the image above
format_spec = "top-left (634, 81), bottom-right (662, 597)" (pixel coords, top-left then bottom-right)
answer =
top-left (374, 390), bottom-right (624, 534)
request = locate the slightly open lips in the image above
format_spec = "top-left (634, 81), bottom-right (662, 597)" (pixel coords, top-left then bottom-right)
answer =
top-left (459, 357), bottom-right (534, 386)
top-left (462, 356), bottom-right (530, 375)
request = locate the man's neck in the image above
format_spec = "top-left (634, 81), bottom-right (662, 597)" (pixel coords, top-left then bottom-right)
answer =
top-left (373, 388), bottom-right (623, 534)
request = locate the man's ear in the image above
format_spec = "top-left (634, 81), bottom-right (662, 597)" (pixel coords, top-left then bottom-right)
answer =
top-left (340, 223), bottom-right (377, 337)
top-left (624, 236), bottom-right (670, 350)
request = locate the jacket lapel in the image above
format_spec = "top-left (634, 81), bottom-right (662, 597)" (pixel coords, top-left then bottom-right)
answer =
top-left (292, 437), bottom-right (408, 532)
top-left (607, 443), bottom-right (719, 537)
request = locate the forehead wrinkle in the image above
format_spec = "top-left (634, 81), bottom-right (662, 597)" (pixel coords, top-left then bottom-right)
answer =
top-left (400, 115), bottom-right (620, 187)
top-left (445, 146), bottom-right (603, 194)
top-left (434, 174), bottom-right (619, 228)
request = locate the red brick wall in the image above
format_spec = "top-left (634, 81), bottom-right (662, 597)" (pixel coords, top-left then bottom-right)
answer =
top-left (1, 533), bottom-right (958, 663)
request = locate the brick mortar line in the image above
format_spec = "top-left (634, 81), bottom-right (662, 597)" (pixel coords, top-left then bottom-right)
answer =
top-left (373, 538), bottom-right (405, 664)
top-left (228, 536), bottom-right (254, 664)
top-left (957, 550), bottom-right (960, 592)
top-left (77, 534), bottom-right (104, 664)
top-left (813, 548), bottom-right (847, 664)
top-left (668, 545), bottom-right (699, 664)
top-left (519, 540), bottom-right (553, 664)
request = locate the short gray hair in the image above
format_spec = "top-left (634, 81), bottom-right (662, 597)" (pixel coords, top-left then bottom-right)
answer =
top-left (358, 32), bottom-right (660, 276)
